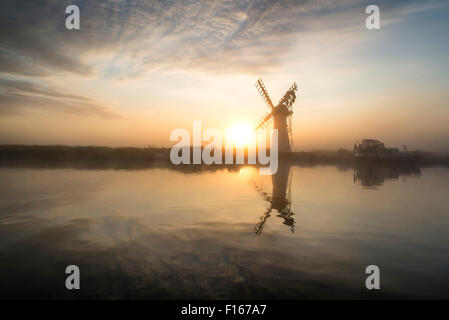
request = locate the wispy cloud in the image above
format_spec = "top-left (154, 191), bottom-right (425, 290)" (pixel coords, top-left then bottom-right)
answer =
top-left (1, 0), bottom-right (444, 78)
top-left (0, 79), bottom-right (121, 118)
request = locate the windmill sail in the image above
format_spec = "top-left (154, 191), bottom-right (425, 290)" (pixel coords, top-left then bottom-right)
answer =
top-left (277, 82), bottom-right (297, 113)
top-left (255, 111), bottom-right (274, 131)
top-left (255, 79), bottom-right (274, 110)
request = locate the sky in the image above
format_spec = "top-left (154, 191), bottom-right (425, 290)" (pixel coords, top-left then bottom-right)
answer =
top-left (0, 0), bottom-right (448, 151)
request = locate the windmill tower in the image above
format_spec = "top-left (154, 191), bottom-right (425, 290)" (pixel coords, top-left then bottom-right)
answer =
top-left (254, 79), bottom-right (298, 153)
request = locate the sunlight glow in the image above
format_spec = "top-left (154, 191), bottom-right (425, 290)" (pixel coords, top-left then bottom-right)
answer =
top-left (227, 123), bottom-right (254, 147)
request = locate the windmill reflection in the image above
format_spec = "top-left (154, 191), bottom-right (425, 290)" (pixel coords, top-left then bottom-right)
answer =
top-left (252, 164), bottom-right (294, 235)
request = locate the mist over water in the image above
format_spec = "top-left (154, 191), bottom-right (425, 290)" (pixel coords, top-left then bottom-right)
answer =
top-left (1, 164), bottom-right (449, 299)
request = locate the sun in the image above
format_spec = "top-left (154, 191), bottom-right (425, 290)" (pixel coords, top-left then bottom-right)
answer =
top-left (227, 123), bottom-right (254, 147)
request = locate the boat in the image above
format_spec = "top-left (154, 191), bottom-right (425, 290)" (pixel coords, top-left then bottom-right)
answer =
top-left (354, 139), bottom-right (420, 162)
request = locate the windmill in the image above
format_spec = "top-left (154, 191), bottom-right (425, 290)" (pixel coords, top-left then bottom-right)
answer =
top-left (254, 79), bottom-right (298, 153)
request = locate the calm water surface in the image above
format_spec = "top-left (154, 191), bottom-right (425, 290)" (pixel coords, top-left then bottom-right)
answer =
top-left (1, 164), bottom-right (449, 299)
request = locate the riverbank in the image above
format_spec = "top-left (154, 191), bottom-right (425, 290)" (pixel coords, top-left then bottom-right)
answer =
top-left (0, 145), bottom-right (448, 168)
